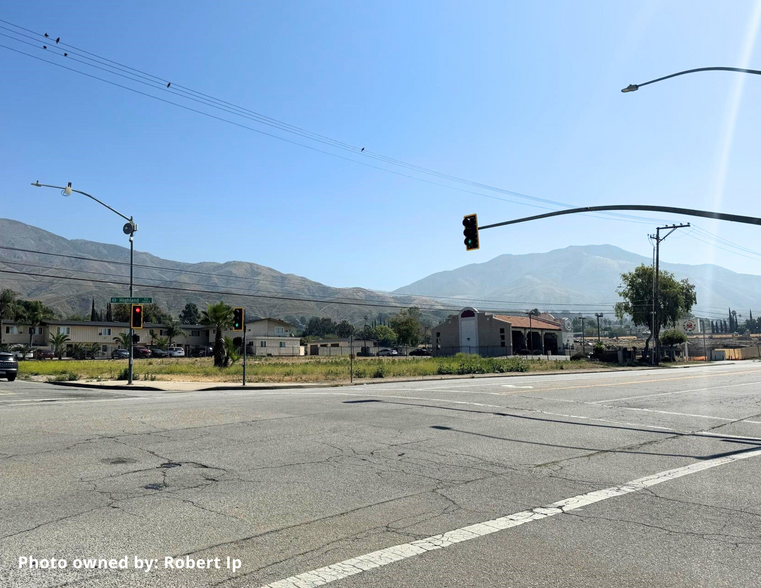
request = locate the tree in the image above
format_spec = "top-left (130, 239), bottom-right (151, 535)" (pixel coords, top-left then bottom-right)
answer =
top-left (615, 265), bottom-right (696, 356)
top-left (18, 300), bottom-right (55, 347)
top-left (389, 308), bottom-right (421, 348)
top-left (303, 317), bottom-right (338, 338)
top-left (0, 289), bottom-right (21, 347)
top-left (49, 332), bottom-right (70, 359)
top-left (223, 336), bottom-right (240, 366)
top-left (90, 298), bottom-right (98, 321)
top-left (113, 332), bottom-right (132, 349)
top-left (179, 302), bottom-right (201, 325)
top-left (163, 316), bottom-right (185, 345)
top-left (88, 342), bottom-right (101, 359)
top-left (201, 301), bottom-right (234, 367)
top-left (154, 336), bottom-right (169, 350)
top-left (336, 320), bottom-right (355, 338)
top-left (660, 329), bottom-right (687, 347)
top-left (113, 303), bottom-right (170, 324)
top-left (71, 343), bottom-right (87, 360)
top-left (372, 325), bottom-right (397, 347)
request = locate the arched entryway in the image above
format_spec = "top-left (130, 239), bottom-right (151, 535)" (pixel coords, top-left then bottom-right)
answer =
top-left (543, 332), bottom-right (558, 355)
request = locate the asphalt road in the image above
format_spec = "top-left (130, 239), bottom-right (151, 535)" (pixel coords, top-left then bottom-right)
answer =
top-left (2, 362), bottom-right (761, 588)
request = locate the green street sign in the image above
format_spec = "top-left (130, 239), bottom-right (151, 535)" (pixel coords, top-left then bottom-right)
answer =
top-left (110, 297), bottom-right (153, 304)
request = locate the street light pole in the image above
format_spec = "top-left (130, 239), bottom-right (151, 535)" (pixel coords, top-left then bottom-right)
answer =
top-left (595, 313), bottom-right (603, 342)
top-left (31, 181), bottom-right (137, 384)
top-left (622, 66), bottom-right (761, 93)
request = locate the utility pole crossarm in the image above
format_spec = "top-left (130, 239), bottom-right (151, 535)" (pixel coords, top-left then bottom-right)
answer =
top-left (477, 205), bottom-right (761, 231)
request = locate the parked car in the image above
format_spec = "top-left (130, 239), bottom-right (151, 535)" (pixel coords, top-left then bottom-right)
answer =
top-left (35, 349), bottom-right (55, 360)
top-left (12, 349), bottom-right (34, 360)
top-left (147, 346), bottom-right (168, 358)
top-left (191, 345), bottom-right (214, 357)
top-left (112, 348), bottom-right (130, 359)
top-left (167, 346), bottom-right (185, 357)
top-left (377, 349), bottom-right (399, 357)
top-left (0, 351), bottom-right (18, 381)
top-left (133, 347), bottom-right (152, 359)
top-left (409, 348), bottom-right (431, 356)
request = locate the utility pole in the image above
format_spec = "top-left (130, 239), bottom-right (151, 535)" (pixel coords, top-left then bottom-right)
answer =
top-left (242, 321), bottom-right (247, 386)
top-left (701, 319), bottom-right (708, 362)
top-left (595, 313), bottom-right (603, 341)
top-left (649, 223), bottom-right (690, 364)
top-left (580, 316), bottom-right (585, 356)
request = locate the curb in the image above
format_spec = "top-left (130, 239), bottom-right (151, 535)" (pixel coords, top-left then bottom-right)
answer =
top-left (43, 365), bottom-right (669, 392)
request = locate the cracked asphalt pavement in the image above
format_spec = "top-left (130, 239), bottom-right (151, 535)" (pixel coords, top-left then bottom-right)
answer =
top-left (2, 362), bottom-right (761, 587)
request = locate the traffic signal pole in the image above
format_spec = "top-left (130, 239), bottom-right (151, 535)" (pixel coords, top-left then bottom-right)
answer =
top-left (243, 326), bottom-right (246, 387)
top-left (129, 232), bottom-right (134, 385)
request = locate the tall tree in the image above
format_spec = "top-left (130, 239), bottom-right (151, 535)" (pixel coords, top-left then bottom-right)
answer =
top-left (389, 308), bottom-right (422, 348)
top-left (90, 299), bottom-right (98, 321)
top-left (615, 264), bottom-right (696, 354)
top-left (106, 302), bottom-right (113, 322)
top-left (163, 316), bottom-right (185, 345)
top-left (19, 301), bottom-right (55, 347)
top-left (336, 320), bottom-right (355, 338)
top-left (200, 301), bottom-right (234, 367)
top-left (0, 289), bottom-right (21, 347)
top-left (179, 302), bottom-right (201, 325)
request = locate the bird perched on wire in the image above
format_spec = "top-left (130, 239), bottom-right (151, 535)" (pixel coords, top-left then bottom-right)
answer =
top-left (44, 32), bottom-right (49, 37)
top-left (63, 53), bottom-right (68, 57)
top-left (361, 147), bottom-right (365, 152)
top-left (166, 82), bottom-right (171, 88)
top-left (43, 45), bottom-right (47, 49)
top-left (55, 37), bottom-right (60, 43)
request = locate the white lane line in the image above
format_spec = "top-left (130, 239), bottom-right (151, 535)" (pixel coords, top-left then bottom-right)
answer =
top-left (597, 405), bottom-right (761, 425)
top-left (260, 446), bottom-right (761, 588)
top-left (590, 380), bottom-right (761, 404)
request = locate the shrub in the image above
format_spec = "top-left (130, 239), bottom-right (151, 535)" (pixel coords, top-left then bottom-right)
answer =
top-left (570, 352), bottom-right (586, 361)
top-left (593, 342), bottom-right (605, 355)
top-left (116, 367), bottom-right (130, 381)
top-left (372, 363), bottom-right (386, 378)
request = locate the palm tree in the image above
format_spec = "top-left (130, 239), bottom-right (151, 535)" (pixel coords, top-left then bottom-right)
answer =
top-left (113, 332), bottom-right (132, 349)
top-left (163, 316), bottom-right (185, 346)
top-left (21, 300), bottom-right (55, 347)
top-left (88, 342), bottom-right (101, 359)
top-left (0, 289), bottom-right (21, 347)
top-left (154, 336), bottom-right (169, 350)
top-left (49, 332), bottom-right (70, 359)
top-left (200, 301), bottom-right (234, 367)
top-left (223, 336), bottom-right (240, 366)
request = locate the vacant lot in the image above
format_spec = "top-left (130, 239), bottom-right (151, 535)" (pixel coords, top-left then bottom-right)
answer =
top-left (16, 355), bottom-right (611, 383)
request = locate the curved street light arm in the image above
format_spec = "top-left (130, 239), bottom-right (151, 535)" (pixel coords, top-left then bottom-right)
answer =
top-left (622, 66), bottom-right (761, 92)
top-left (31, 181), bottom-right (133, 224)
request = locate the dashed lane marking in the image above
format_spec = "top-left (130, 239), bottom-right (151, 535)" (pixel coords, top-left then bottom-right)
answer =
top-left (259, 445), bottom-right (761, 588)
top-left (591, 380), bottom-right (761, 404)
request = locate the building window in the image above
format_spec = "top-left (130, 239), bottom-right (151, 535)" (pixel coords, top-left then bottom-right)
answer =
top-left (5, 326), bottom-right (19, 335)
top-left (205, 330), bottom-right (210, 338)
top-left (57, 327), bottom-right (71, 335)
top-left (101, 345), bottom-right (108, 353)
top-left (275, 326), bottom-right (285, 336)
top-left (501, 341), bottom-right (506, 347)
top-left (160, 330), bottom-right (167, 336)
top-left (436, 332), bottom-right (440, 338)
top-left (191, 330), bottom-right (200, 337)
top-left (260, 341), bottom-right (266, 348)
top-left (280, 342), bottom-right (286, 348)
top-left (499, 328), bottom-right (505, 334)
top-left (330, 343), bottom-right (339, 347)
top-left (99, 328), bottom-right (112, 336)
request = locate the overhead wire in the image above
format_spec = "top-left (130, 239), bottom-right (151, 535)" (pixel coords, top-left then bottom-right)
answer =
top-left (0, 20), bottom-right (676, 227)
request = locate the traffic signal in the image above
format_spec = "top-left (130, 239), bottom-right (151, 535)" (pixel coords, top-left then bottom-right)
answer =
top-left (233, 307), bottom-right (244, 331)
top-left (463, 214), bottom-right (479, 251)
top-left (131, 304), bottom-right (144, 329)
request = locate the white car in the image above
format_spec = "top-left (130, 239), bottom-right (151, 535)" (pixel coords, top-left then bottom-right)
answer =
top-left (167, 346), bottom-right (185, 357)
top-left (12, 349), bottom-right (34, 360)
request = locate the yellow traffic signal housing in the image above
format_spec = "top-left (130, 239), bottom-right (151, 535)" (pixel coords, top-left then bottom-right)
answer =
top-left (463, 214), bottom-right (480, 251)
top-left (131, 304), bottom-right (144, 329)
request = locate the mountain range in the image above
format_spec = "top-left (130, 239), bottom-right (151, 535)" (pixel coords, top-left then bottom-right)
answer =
top-left (2, 219), bottom-right (759, 325)
top-left (394, 244), bottom-right (761, 318)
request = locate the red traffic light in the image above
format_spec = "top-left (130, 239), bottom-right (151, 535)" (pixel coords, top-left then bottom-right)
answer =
top-left (135, 307), bottom-right (141, 313)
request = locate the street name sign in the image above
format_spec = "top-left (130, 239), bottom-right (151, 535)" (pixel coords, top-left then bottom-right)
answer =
top-left (110, 297), bottom-right (153, 304)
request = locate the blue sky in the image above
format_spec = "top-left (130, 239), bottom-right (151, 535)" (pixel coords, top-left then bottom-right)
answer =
top-left (2, 1), bottom-right (761, 292)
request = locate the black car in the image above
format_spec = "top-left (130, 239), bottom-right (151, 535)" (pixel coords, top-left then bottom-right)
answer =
top-left (0, 351), bottom-right (18, 381)
top-left (409, 348), bottom-right (432, 356)
top-left (147, 346), bottom-right (168, 358)
top-left (112, 349), bottom-right (130, 359)
top-left (191, 345), bottom-right (214, 357)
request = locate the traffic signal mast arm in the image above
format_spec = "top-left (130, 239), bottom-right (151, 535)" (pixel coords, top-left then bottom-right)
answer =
top-left (477, 205), bottom-right (761, 231)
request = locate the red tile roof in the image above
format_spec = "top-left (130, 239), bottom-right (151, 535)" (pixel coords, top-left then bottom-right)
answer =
top-left (493, 315), bottom-right (561, 330)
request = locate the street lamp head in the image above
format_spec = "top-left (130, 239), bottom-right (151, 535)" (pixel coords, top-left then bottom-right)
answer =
top-left (64, 182), bottom-right (72, 196)
top-left (621, 84), bottom-right (639, 93)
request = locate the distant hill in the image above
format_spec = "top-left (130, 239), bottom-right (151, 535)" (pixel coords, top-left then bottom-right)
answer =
top-left (394, 244), bottom-right (761, 317)
top-left (0, 218), bottom-right (445, 325)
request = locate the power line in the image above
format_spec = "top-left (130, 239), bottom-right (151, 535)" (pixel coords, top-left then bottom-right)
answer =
top-left (0, 20), bottom-right (673, 227)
